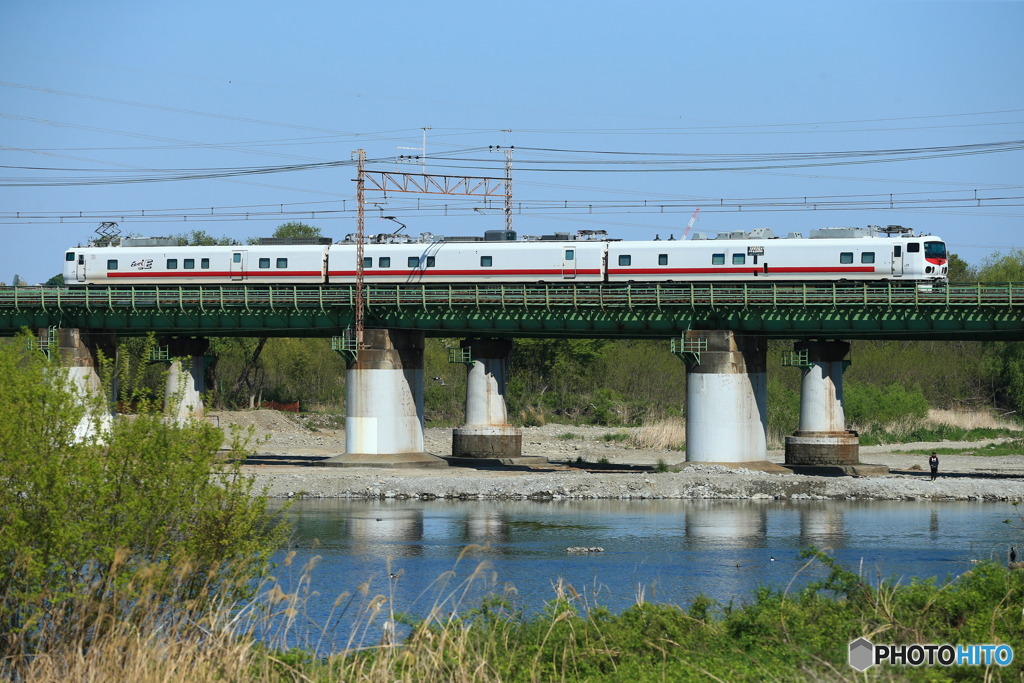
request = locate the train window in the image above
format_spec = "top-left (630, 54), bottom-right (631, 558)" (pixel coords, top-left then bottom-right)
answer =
top-left (167, 259), bottom-right (178, 269)
top-left (66, 252), bottom-right (75, 262)
top-left (259, 258), bottom-right (270, 269)
top-left (712, 254), bottom-right (725, 265)
top-left (565, 249), bottom-right (575, 261)
top-left (362, 257), bottom-right (372, 268)
top-left (840, 252), bottom-right (853, 264)
top-left (618, 255), bottom-right (631, 266)
top-left (481, 256), bottom-right (493, 267)
top-left (925, 242), bottom-right (946, 259)
top-left (184, 259), bottom-right (195, 269)
top-left (408, 256), bottom-right (420, 268)
top-left (658, 254), bottom-right (668, 266)
top-left (861, 252), bottom-right (875, 264)
top-left (733, 254), bottom-right (745, 265)
top-left (107, 259), bottom-right (118, 270)
top-left (426, 256), bottom-right (436, 267)
top-left (379, 257), bottom-right (391, 268)
top-left (201, 258), bottom-right (210, 269)
top-left (907, 242), bottom-right (920, 253)
top-left (277, 258), bottom-right (288, 268)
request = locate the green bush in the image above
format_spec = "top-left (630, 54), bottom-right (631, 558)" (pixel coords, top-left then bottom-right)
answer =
top-left (844, 381), bottom-right (929, 427)
top-left (0, 338), bottom-right (289, 657)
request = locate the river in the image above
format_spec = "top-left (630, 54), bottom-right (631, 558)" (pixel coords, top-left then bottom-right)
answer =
top-left (261, 499), bottom-right (1020, 650)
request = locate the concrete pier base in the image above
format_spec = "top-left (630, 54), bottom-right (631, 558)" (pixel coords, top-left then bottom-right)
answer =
top-left (54, 328), bottom-right (115, 442)
top-left (163, 337), bottom-right (209, 423)
top-left (783, 340), bottom-right (876, 473)
top-left (450, 338), bottom-right (524, 463)
top-left (321, 329), bottom-right (446, 468)
top-left (684, 331), bottom-right (769, 463)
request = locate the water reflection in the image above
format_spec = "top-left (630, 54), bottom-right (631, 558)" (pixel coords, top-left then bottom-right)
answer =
top-left (271, 498), bottom-right (1019, 645)
top-left (798, 503), bottom-right (845, 546)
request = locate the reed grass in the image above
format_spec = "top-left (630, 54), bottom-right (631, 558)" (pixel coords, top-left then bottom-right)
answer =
top-left (629, 418), bottom-right (685, 450)
top-left (8, 545), bottom-right (1024, 682)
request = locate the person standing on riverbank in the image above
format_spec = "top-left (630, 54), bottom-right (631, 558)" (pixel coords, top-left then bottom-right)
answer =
top-left (929, 451), bottom-right (939, 481)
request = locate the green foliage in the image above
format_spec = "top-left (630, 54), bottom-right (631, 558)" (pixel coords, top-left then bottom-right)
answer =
top-left (977, 248), bottom-right (1024, 283)
top-left (861, 424), bottom-right (1019, 447)
top-left (44, 273), bottom-right (64, 286)
top-left (272, 222), bottom-right (322, 239)
top-left (171, 229), bottom-right (238, 246)
top-left (946, 252), bottom-right (975, 282)
top-left (0, 338), bottom-right (289, 656)
top-left (984, 341), bottom-right (1024, 413)
top-left (844, 381), bottom-right (929, 427)
top-left (327, 551), bottom-right (1024, 680)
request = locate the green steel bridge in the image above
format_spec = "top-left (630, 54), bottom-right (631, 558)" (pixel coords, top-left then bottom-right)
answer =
top-left (1, 282), bottom-right (1024, 340)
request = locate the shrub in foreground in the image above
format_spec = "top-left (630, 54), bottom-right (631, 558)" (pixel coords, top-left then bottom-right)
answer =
top-left (0, 338), bottom-right (289, 665)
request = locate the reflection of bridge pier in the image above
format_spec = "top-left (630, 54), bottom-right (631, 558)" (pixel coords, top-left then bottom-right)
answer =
top-left (346, 507), bottom-right (425, 555)
top-left (685, 502), bottom-right (767, 542)
top-left (322, 329), bottom-right (446, 468)
top-left (798, 503), bottom-right (845, 545)
top-left (682, 331), bottom-right (769, 464)
top-left (460, 508), bottom-right (511, 544)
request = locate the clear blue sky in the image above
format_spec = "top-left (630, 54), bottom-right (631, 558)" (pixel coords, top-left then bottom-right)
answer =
top-left (1, 1), bottom-right (1021, 283)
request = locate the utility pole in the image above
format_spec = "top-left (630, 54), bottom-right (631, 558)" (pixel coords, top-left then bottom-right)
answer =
top-left (354, 149), bottom-right (366, 354)
top-left (504, 147), bottom-right (514, 233)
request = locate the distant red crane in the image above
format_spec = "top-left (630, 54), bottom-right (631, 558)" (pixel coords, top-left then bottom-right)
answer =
top-left (682, 207), bottom-right (701, 239)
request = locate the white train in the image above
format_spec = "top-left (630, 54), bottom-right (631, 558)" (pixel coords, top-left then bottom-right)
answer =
top-left (63, 226), bottom-right (948, 286)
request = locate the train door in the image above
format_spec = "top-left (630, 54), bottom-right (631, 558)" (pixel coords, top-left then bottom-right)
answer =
top-left (562, 248), bottom-right (577, 279)
top-left (230, 250), bottom-right (245, 280)
top-left (76, 254), bottom-right (86, 282)
top-left (891, 244), bottom-right (904, 278)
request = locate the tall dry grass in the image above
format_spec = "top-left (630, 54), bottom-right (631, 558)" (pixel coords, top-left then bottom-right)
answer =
top-left (926, 407), bottom-right (1019, 430)
top-left (7, 544), bottom-right (530, 683)
top-left (629, 418), bottom-right (685, 450)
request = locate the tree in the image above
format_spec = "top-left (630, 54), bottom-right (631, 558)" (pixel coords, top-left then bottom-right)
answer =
top-left (172, 229), bottom-right (237, 246)
top-left (44, 274), bottom-right (64, 286)
top-left (946, 253), bottom-right (974, 282)
top-left (272, 222), bottom-right (322, 240)
top-left (977, 249), bottom-right (1024, 283)
top-left (0, 337), bottom-right (289, 655)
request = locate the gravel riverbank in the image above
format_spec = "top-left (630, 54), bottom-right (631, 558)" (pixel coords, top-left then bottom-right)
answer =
top-left (214, 411), bottom-right (1024, 502)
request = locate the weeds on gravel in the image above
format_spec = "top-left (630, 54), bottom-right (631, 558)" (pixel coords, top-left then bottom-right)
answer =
top-left (602, 431), bottom-right (630, 442)
top-left (859, 424), bottom-right (1021, 446)
top-left (900, 439), bottom-right (1024, 457)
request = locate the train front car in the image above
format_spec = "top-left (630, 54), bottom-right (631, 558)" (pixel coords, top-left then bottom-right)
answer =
top-left (605, 226), bottom-right (946, 285)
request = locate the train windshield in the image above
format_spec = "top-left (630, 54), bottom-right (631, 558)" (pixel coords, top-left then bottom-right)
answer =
top-left (924, 241), bottom-right (946, 259)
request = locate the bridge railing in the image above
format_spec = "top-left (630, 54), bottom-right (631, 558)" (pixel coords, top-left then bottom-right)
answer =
top-left (0, 282), bottom-right (1021, 311)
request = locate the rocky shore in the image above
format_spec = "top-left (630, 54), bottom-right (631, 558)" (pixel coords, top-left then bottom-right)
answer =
top-left (214, 412), bottom-right (1024, 502)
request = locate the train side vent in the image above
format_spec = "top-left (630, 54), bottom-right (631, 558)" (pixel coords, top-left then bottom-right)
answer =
top-left (255, 237), bottom-right (333, 245)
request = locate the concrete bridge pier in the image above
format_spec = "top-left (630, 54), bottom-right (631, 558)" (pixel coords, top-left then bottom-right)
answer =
top-left (321, 329), bottom-right (446, 468)
top-left (53, 328), bottom-right (116, 442)
top-left (783, 340), bottom-right (870, 473)
top-left (162, 337), bottom-right (209, 423)
top-left (684, 330), bottom-right (769, 463)
top-left (451, 338), bottom-right (523, 461)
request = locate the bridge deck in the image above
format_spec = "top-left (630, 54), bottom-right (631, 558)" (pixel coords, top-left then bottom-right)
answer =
top-left (1, 282), bottom-right (1023, 340)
